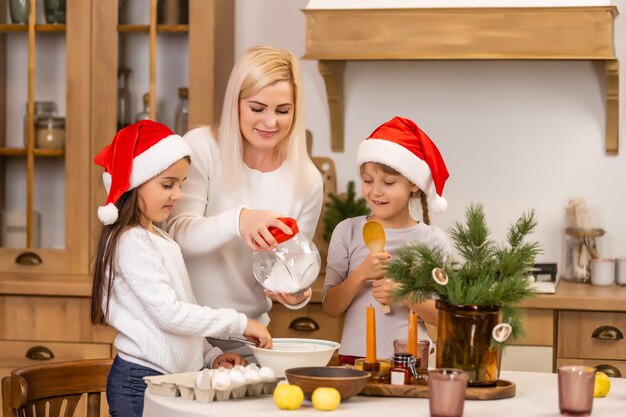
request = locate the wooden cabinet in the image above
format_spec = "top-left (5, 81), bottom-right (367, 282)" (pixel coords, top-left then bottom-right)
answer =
top-left (556, 310), bottom-right (625, 378)
top-left (520, 280), bottom-right (626, 377)
top-left (0, 2), bottom-right (234, 415)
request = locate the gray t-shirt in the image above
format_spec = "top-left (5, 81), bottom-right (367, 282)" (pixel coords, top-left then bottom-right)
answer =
top-left (323, 216), bottom-right (451, 358)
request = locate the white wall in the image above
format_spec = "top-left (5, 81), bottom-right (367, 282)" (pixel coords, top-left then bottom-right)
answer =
top-left (236, 0), bottom-right (626, 273)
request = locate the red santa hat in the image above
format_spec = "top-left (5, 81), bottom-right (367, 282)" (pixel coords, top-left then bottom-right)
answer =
top-left (356, 116), bottom-right (449, 213)
top-left (94, 120), bottom-right (191, 225)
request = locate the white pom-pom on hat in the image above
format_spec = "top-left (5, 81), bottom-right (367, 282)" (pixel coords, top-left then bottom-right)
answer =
top-left (97, 203), bottom-right (119, 225)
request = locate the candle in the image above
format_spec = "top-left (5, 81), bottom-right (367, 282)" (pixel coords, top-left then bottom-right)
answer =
top-left (408, 309), bottom-right (418, 356)
top-left (366, 305), bottom-right (377, 363)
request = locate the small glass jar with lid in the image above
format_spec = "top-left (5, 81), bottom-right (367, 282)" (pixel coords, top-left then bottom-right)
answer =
top-left (24, 101), bottom-right (57, 147)
top-left (35, 116), bottom-right (65, 149)
top-left (390, 353), bottom-right (418, 386)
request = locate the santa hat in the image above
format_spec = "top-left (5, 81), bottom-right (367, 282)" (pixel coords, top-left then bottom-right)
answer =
top-left (356, 116), bottom-right (449, 213)
top-left (94, 120), bottom-right (191, 225)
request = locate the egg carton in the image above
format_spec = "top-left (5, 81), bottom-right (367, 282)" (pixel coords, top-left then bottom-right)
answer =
top-left (144, 368), bottom-right (281, 403)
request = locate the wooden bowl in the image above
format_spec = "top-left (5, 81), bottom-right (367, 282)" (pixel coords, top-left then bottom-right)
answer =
top-left (285, 366), bottom-right (371, 401)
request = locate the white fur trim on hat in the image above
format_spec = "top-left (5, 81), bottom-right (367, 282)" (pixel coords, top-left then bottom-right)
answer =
top-left (98, 202), bottom-right (119, 225)
top-left (356, 138), bottom-right (447, 212)
top-left (102, 134), bottom-right (190, 193)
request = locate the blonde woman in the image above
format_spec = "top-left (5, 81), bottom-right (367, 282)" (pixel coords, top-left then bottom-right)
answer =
top-left (166, 46), bottom-right (323, 359)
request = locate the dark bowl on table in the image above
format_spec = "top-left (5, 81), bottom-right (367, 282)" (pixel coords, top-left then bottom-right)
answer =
top-left (285, 366), bottom-right (371, 401)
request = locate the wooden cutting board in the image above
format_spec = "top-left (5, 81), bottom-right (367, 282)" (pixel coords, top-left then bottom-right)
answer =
top-left (360, 380), bottom-right (515, 400)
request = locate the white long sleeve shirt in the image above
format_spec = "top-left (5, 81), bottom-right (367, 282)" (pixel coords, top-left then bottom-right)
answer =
top-left (166, 127), bottom-right (324, 324)
top-left (105, 226), bottom-right (247, 374)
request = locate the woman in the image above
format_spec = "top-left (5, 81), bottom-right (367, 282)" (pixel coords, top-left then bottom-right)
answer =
top-left (166, 46), bottom-right (323, 358)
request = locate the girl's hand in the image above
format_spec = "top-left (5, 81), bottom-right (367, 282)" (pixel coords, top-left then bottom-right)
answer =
top-left (244, 319), bottom-right (273, 349)
top-left (212, 352), bottom-right (247, 369)
top-left (264, 288), bottom-right (312, 306)
top-left (238, 209), bottom-right (293, 251)
top-left (371, 278), bottom-right (401, 305)
top-left (356, 252), bottom-right (390, 284)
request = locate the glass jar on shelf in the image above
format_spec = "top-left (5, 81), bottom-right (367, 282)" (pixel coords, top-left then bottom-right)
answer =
top-left (174, 87), bottom-right (188, 135)
top-left (117, 68), bottom-right (133, 130)
top-left (35, 116), bottom-right (65, 149)
top-left (135, 93), bottom-right (158, 122)
top-left (24, 101), bottom-right (57, 147)
top-left (44, 0), bottom-right (66, 24)
top-left (9, 0), bottom-right (29, 24)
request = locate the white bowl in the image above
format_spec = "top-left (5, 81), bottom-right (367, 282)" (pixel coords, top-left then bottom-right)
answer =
top-left (250, 338), bottom-right (340, 377)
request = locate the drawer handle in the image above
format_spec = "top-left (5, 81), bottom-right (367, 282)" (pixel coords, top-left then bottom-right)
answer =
top-left (15, 251), bottom-right (43, 266)
top-left (595, 365), bottom-right (621, 378)
top-left (591, 326), bottom-right (624, 341)
top-left (289, 317), bottom-right (320, 332)
top-left (26, 346), bottom-right (55, 360)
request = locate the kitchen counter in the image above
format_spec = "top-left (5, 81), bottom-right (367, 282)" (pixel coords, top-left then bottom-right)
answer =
top-left (520, 279), bottom-right (626, 311)
top-left (143, 370), bottom-right (626, 417)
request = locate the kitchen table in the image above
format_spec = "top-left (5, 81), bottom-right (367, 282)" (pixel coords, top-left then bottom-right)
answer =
top-left (142, 371), bottom-right (625, 416)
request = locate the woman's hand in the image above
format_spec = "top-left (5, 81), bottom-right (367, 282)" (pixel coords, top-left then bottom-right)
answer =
top-left (212, 352), bottom-right (247, 369)
top-left (239, 209), bottom-right (293, 251)
top-left (264, 288), bottom-right (312, 307)
top-left (244, 318), bottom-right (273, 349)
top-left (371, 277), bottom-right (401, 305)
top-left (355, 251), bottom-right (390, 284)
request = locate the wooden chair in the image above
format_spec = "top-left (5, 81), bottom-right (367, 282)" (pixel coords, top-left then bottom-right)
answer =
top-left (2, 358), bottom-right (113, 417)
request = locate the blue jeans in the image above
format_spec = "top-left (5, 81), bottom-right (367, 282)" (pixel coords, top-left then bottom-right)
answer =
top-left (107, 355), bottom-right (163, 417)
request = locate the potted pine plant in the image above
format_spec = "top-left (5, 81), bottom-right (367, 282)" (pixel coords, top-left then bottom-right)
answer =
top-left (386, 203), bottom-right (540, 386)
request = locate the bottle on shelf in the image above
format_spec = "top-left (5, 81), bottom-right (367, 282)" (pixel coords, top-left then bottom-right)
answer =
top-left (174, 87), bottom-right (188, 135)
top-left (24, 101), bottom-right (57, 148)
top-left (43, 0), bottom-right (66, 24)
top-left (117, 68), bottom-right (133, 130)
top-left (157, 0), bottom-right (189, 25)
top-left (135, 93), bottom-right (152, 122)
top-left (9, 0), bottom-right (29, 24)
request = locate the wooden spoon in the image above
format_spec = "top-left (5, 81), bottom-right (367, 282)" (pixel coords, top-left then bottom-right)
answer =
top-left (362, 220), bottom-right (391, 314)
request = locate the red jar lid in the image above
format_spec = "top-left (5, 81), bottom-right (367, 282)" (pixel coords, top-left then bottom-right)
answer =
top-left (269, 217), bottom-right (299, 244)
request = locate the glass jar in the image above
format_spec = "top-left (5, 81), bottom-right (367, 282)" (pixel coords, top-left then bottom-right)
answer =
top-left (24, 101), bottom-right (57, 147)
top-left (251, 217), bottom-right (320, 295)
top-left (563, 227), bottom-right (605, 283)
top-left (44, 0), bottom-right (66, 24)
top-left (35, 116), bottom-right (65, 149)
top-left (174, 87), bottom-right (188, 135)
top-left (117, 68), bottom-right (133, 130)
top-left (390, 353), bottom-right (417, 386)
top-left (9, 0), bottom-right (29, 24)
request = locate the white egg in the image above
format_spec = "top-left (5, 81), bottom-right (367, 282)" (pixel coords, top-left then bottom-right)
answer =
top-left (244, 368), bottom-right (262, 383)
top-left (258, 367), bottom-right (276, 381)
top-left (229, 369), bottom-right (246, 385)
top-left (212, 372), bottom-right (232, 390)
top-left (231, 365), bottom-right (246, 373)
top-left (195, 369), bottom-right (212, 389)
top-left (245, 363), bottom-right (260, 371)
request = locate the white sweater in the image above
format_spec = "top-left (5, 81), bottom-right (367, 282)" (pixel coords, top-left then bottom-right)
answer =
top-left (105, 226), bottom-right (248, 374)
top-left (166, 127), bottom-right (324, 324)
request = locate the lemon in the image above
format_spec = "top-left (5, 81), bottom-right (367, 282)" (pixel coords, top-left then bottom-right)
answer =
top-left (594, 371), bottom-right (611, 398)
top-left (273, 384), bottom-right (304, 410)
top-left (311, 387), bottom-right (341, 411)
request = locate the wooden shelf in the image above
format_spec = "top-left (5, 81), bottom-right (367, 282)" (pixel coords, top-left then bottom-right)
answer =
top-left (0, 147), bottom-right (64, 156)
top-left (117, 24), bottom-right (189, 33)
top-left (304, 6), bottom-right (619, 154)
top-left (0, 24), bottom-right (66, 33)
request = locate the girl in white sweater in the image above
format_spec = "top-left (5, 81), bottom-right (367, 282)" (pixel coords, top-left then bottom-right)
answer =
top-left (91, 120), bottom-right (272, 417)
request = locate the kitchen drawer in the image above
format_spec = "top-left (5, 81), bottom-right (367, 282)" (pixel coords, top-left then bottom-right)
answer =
top-left (556, 358), bottom-right (626, 378)
top-left (268, 302), bottom-right (344, 342)
top-left (0, 295), bottom-right (116, 343)
top-left (557, 311), bottom-right (625, 360)
top-left (0, 340), bottom-right (112, 377)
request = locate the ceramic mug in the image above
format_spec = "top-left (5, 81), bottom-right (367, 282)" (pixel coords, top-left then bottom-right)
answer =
top-left (615, 258), bottom-right (626, 286)
top-left (589, 258), bottom-right (615, 286)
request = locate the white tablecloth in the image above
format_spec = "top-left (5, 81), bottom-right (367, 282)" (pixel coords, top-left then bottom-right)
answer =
top-left (143, 371), bottom-right (626, 417)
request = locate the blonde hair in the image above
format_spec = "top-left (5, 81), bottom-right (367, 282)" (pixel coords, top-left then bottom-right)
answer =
top-left (218, 45), bottom-right (315, 195)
